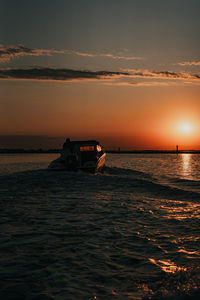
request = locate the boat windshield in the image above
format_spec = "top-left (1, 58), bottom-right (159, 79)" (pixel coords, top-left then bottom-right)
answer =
top-left (80, 146), bottom-right (95, 152)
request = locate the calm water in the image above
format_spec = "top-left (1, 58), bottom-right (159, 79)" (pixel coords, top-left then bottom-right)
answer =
top-left (0, 153), bottom-right (200, 299)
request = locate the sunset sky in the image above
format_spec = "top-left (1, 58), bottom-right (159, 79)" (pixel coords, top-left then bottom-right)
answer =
top-left (1, 0), bottom-right (200, 149)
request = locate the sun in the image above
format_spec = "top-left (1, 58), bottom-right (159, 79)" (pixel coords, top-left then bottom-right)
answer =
top-left (177, 122), bottom-right (195, 135)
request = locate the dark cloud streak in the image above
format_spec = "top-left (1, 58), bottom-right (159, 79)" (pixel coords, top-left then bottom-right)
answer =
top-left (0, 68), bottom-right (128, 81)
top-left (0, 67), bottom-right (199, 85)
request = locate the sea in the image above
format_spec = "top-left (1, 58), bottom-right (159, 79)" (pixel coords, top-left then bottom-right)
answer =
top-left (0, 153), bottom-right (200, 300)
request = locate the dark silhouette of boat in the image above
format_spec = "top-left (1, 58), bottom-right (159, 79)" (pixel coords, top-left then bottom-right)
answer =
top-left (48, 139), bottom-right (106, 172)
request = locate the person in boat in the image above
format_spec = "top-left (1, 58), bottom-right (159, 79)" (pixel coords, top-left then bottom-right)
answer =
top-left (62, 138), bottom-right (71, 152)
top-left (61, 138), bottom-right (77, 169)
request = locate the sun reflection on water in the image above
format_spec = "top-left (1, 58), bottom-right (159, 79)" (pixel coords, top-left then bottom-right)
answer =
top-left (181, 154), bottom-right (192, 178)
top-left (149, 258), bottom-right (186, 273)
top-left (178, 249), bottom-right (200, 256)
top-left (160, 200), bottom-right (200, 220)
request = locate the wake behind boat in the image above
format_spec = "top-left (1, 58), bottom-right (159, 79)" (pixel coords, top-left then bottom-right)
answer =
top-left (48, 138), bottom-right (106, 172)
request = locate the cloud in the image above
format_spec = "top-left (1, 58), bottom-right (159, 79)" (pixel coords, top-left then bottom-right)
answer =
top-left (178, 61), bottom-right (200, 66)
top-left (0, 67), bottom-right (199, 86)
top-left (65, 50), bottom-right (142, 61)
top-left (0, 44), bottom-right (64, 63)
top-left (0, 67), bottom-right (128, 81)
top-left (121, 69), bottom-right (200, 81)
top-left (0, 44), bottom-right (142, 63)
top-left (102, 81), bottom-right (175, 87)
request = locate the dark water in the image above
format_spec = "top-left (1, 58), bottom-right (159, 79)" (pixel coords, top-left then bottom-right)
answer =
top-left (0, 154), bottom-right (200, 299)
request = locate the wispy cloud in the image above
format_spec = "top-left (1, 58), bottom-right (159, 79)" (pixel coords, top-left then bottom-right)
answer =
top-left (65, 50), bottom-right (142, 61)
top-left (102, 81), bottom-right (176, 87)
top-left (178, 61), bottom-right (200, 66)
top-left (121, 69), bottom-right (200, 81)
top-left (0, 44), bottom-right (64, 63)
top-left (0, 44), bottom-right (142, 63)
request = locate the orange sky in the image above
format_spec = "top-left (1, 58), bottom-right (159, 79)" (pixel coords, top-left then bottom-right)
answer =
top-left (0, 1), bottom-right (200, 150)
top-left (1, 80), bottom-right (200, 150)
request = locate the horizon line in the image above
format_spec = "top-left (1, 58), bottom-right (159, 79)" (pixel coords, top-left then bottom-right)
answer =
top-left (1, 148), bottom-right (200, 154)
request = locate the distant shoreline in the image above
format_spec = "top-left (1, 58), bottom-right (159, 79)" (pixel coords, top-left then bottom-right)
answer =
top-left (1, 149), bottom-right (200, 154)
top-left (107, 150), bottom-right (200, 154)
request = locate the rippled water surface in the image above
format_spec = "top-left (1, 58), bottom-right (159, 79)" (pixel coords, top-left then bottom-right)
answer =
top-left (0, 153), bottom-right (200, 299)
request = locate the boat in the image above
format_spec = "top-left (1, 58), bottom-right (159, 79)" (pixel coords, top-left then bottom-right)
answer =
top-left (48, 139), bottom-right (106, 172)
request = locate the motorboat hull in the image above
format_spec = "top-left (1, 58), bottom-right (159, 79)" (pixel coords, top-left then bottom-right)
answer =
top-left (80, 152), bottom-right (106, 173)
top-left (48, 151), bottom-right (106, 173)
